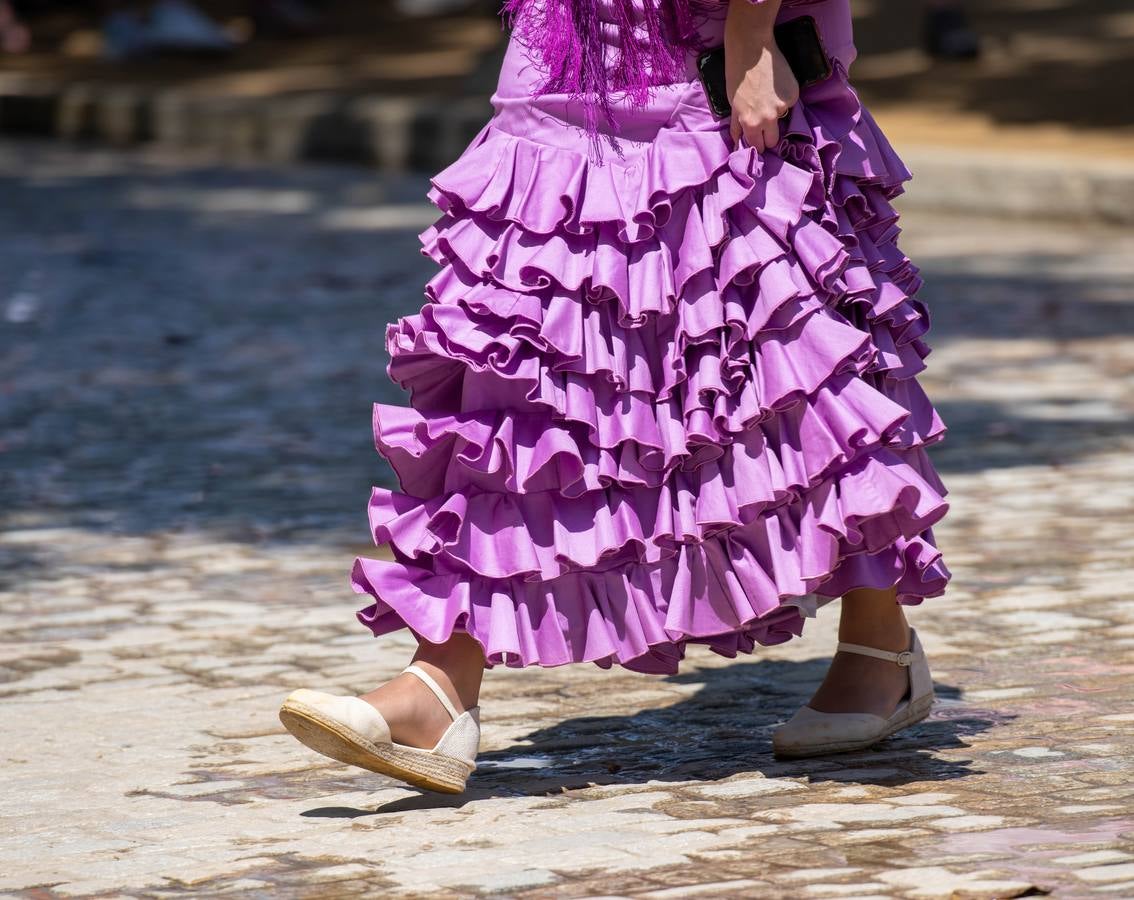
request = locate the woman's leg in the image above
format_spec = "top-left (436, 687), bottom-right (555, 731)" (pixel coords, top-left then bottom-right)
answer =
top-left (805, 585), bottom-right (914, 717)
top-left (358, 632), bottom-right (486, 750)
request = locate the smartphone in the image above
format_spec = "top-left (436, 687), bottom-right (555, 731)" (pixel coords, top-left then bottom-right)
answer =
top-left (697, 15), bottom-right (833, 119)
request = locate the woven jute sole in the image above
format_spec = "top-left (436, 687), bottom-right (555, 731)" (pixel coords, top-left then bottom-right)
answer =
top-left (772, 692), bottom-right (936, 759)
top-left (279, 699), bottom-right (472, 794)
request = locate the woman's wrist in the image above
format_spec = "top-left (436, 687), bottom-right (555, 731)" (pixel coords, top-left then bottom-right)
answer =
top-left (724, 0), bottom-right (782, 43)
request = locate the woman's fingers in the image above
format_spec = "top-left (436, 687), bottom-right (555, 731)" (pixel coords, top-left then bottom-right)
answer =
top-left (761, 117), bottom-right (781, 150)
top-left (735, 112), bottom-right (785, 153)
top-left (734, 113), bottom-right (780, 153)
top-left (732, 116), bottom-right (763, 152)
top-left (740, 121), bottom-right (760, 152)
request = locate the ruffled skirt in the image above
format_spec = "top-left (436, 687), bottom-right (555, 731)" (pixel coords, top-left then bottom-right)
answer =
top-left (350, 0), bottom-right (952, 675)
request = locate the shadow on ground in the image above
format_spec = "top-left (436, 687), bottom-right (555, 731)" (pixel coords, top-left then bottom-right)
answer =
top-left (293, 657), bottom-right (1006, 817)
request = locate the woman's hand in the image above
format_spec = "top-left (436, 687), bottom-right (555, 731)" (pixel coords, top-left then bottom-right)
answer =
top-left (724, 0), bottom-right (798, 152)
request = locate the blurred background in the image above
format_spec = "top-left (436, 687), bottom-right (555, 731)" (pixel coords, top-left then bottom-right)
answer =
top-left (1, 0), bottom-right (1132, 167)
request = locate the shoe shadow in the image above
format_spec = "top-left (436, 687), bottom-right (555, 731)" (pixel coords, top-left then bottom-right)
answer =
top-left (301, 657), bottom-right (1012, 817)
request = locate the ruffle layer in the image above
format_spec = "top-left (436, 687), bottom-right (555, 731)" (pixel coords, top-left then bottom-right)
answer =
top-left (365, 444), bottom-right (947, 583)
top-left (372, 367), bottom-right (943, 500)
top-left (415, 200), bottom-right (932, 391)
top-left (386, 291), bottom-right (895, 442)
top-left (354, 61), bottom-right (951, 673)
top-left (423, 57), bottom-right (909, 247)
top-left (421, 153), bottom-right (919, 337)
top-left (353, 518), bottom-right (949, 674)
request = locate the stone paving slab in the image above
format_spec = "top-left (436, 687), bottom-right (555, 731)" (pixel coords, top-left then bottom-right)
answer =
top-left (1, 142), bottom-right (1133, 898)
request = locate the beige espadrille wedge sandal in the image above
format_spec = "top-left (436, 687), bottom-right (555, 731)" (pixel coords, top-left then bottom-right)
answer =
top-left (279, 664), bottom-right (480, 794)
top-left (771, 626), bottom-right (935, 759)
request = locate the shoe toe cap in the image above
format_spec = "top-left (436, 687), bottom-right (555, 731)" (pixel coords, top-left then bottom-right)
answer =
top-left (282, 689), bottom-right (392, 745)
top-left (772, 706), bottom-right (889, 750)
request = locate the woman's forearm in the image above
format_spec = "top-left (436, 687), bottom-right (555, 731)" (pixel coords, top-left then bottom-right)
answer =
top-left (722, 0), bottom-right (796, 153)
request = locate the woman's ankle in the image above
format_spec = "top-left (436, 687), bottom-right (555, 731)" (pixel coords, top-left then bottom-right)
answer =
top-left (837, 585), bottom-right (911, 651)
top-left (409, 631), bottom-right (486, 712)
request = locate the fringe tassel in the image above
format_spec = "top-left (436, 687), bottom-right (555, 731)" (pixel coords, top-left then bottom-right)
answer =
top-left (499, 0), bottom-right (713, 165)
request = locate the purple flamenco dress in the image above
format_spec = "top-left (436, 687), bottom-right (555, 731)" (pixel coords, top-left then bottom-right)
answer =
top-left (350, 0), bottom-right (952, 675)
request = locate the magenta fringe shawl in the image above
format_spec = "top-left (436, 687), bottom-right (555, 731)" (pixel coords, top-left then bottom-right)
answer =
top-left (498, 0), bottom-right (718, 164)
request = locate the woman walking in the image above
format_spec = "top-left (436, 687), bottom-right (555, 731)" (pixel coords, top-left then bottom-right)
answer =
top-left (280, 0), bottom-right (951, 793)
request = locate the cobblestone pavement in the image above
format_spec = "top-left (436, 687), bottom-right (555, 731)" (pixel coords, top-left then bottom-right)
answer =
top-left (1, 141), bottom-right (1132, 899)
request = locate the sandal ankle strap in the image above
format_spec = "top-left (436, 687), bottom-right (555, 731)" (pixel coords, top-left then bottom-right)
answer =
top-left (402, 663), bottom-right (461, 721)
top-left (836, 641), bottom-right (914, 666)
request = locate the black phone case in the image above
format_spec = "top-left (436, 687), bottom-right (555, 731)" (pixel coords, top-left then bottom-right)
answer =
top-left (697, 15), bottom-right (832, 119)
